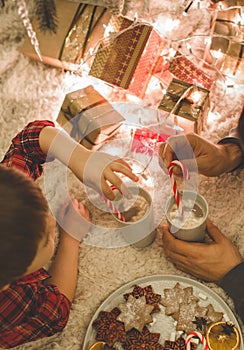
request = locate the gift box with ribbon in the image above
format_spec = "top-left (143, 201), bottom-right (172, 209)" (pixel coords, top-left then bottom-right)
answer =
top-left (57, 85), bottom-right (125, 149)
top-left (89, 15), bottom-right (164, 98)
top-left (204, 6), bottom-right (244, 83)
top-left (158, 78), bottom-right (210, 134)
top-left (211, 0), bottom-right (244, 8)
top-left (20, 0), bottom-right (111, 70)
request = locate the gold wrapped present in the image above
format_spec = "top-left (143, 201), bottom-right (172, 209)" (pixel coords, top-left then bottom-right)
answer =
top-left (89, 15), bottom-right (164, 98)
top-left (204, 5), bottom-right (244, 82)
top-left (210, 8), bottom-right (243, 56)
top-left (158, 78), bottom-right (210, 134)
top-left (57, 85), bottom-right (125, 149)
top-left (211, 0), bottom-right (244, 7)
top-left (20, 0), bottom-right (111, 70)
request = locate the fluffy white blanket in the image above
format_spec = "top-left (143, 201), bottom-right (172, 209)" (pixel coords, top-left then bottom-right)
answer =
top-left (0, 1), bottom-right (243, 349)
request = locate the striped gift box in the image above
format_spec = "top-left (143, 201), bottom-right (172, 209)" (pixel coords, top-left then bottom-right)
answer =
top-left (89, 15), bottom-right (164, 98)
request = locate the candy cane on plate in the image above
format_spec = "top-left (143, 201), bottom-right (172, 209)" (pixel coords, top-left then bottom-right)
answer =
top-left (168, 160), bottom-right (190, 216)
top-left (186, 331), bottom-right (209, 350)
top-left (101, 185), bottom-right (126, 222)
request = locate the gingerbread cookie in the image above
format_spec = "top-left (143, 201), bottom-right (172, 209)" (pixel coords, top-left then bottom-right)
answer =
top-left (123, 326), bottom-right (164, 350)
top-left (160, 282), bottom-right (198, 318)
top-left (123, 284), bottom-right (161, 313)
top-left (117, 295), bottom-right (154, 332)
top-left (92, 307), bottom-right (126, 346)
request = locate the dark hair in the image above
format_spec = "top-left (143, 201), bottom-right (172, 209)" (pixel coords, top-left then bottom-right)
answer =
top-left (237, 106), bottom-right (244, 147)
top-left (0, 165), bottom-right (49, 289)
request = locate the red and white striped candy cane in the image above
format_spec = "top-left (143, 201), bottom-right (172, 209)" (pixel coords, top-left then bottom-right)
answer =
top-left (168, 160), bottom-right (190, 216)
top-left (186, 331), bottom-right (209, 350)
top-left (101, 185), bottom-right (126, 222)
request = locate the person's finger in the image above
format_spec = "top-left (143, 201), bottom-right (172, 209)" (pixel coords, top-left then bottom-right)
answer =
top-left (170, 158), bottom-right (199, 175)
top-left (205, 218), bottom-right (226, 243)
top-left (100, 178), bottom-right (115, 200)
top-left (162, 224), bottom-right (204, 259)
top-left (71, 198), bottom-right (79, 208)
top-left (78, 203), bottom-right (91, 221)
top-left (162, 142), bottom-right (175, 168)
top-left (109, 161), bottom-right (139, 182)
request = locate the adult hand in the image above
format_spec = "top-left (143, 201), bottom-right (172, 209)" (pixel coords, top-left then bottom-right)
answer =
top-left (161, 219), bottom-right (242, 283)
top-left (58, 198), bottom-right (91, 242)
top-left (158, 133), bottom-right (243, 177)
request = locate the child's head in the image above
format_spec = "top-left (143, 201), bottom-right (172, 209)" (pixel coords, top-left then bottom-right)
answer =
top-left (0, 165), bottom-right (56, 290)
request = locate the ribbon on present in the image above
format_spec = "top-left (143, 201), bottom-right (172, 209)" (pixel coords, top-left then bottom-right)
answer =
top-left (69, 112), bottom-right (86, 141)
top-left (159, 78), bottom-right (210, 123)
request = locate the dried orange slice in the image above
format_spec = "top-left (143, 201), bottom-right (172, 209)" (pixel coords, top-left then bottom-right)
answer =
top-left (87, 342), bottom-right (106, 350)
top-left (206, 321), bottom-right (240, 350)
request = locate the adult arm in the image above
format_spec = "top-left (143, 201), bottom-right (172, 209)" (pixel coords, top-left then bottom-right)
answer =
top-left (219, 262), bottom-right (244, 323)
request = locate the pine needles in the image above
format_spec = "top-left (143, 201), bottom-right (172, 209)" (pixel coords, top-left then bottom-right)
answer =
top-left (35, 0), bottom-right (58, 33)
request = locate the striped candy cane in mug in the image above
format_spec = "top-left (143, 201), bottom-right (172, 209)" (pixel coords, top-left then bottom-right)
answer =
top-left (101, 185), bottom-right (126, 222)
top-left (169, 160), bottom-right (190, 216)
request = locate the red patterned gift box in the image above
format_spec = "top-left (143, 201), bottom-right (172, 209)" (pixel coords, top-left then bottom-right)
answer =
top-left (130, 128), bottom-right (171, 156)
top-left (158, 78), bottom-right (210, 134)
top-left (153, 51), bottom-right (213, 90)
top-left (89, 15), bottom-right (164, 98)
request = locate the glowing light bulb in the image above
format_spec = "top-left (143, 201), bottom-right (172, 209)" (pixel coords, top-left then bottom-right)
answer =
top-left (211, 48), bottom-right (224, 66)
top-left (190, 90), bottom-right (202, 104)
top-left (212, 49), bottom-right (223, 59)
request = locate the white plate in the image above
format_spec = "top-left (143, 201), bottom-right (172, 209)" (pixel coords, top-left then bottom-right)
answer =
top-left (82, 274), bottom-right (243, 350)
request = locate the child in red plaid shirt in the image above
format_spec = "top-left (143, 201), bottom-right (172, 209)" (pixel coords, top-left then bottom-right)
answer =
top-left (0, 120), bottom-right (138, 348)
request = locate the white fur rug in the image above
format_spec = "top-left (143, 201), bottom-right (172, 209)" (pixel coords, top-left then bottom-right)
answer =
top-left (0, 1), bottom-right (244, 349)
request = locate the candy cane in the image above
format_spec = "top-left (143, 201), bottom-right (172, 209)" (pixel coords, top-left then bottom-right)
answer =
top-left (169, 160), bottom-right (190, 216)
top-left (186, 331), bottom-right (209, 350)
top-left (101, 185), bottom-right (126, 222)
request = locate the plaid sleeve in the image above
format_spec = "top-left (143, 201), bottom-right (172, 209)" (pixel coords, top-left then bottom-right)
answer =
top-left (1, 120), bottom-right (55, 180)
top-left (0, 283), bottom-right (71, 349)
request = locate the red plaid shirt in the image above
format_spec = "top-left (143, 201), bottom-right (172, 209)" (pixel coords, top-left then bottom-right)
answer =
top-left (0, 121), bottom-right (71, 348)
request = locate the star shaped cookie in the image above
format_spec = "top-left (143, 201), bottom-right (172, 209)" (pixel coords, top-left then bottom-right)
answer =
top-left (123, 284), bottom-right (161, 313)
top-left (92, 307), bottom-right (126, 346)
top-left (123, 326), bottom-right (164, 350)
top-left (117, 295), bottom-right (154, 332)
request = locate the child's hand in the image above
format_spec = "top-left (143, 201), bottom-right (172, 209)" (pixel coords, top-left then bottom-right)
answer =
top-left (58, 198), bottom-right (91, 241)
top-left (81, 151), bottom-right (139, 200)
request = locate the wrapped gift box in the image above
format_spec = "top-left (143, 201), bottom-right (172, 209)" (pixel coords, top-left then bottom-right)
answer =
top-left (89, 15), bottom-right (164, 97)
top-left (205, 7), bottom-right (244, 82)
top-left (153, 51), bottom-right (213, 90)
top-left (130, 128), bottom-right (171, 155)
top-left (67, 0), bottom-right (124, 14)
top-left (57, 85), bottom-right (125, 149)
top-left (211, 0), bottom-right (244, 7)
top-left (20, 0), bottom-right (111, 70)
top-left (158, 78), bottom-right (210, 134)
